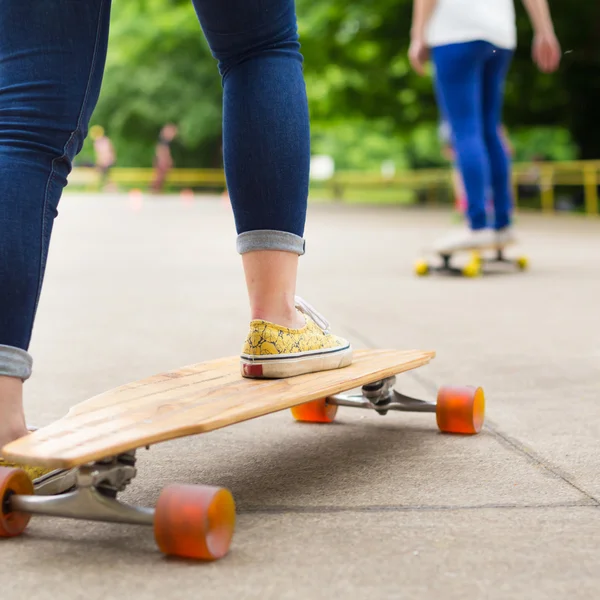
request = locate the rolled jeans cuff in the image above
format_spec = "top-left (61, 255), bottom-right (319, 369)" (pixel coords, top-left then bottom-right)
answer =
top-left (236, 230), bottom-right (305, 255)
top-left (0, 345), bottom-right (33, 381)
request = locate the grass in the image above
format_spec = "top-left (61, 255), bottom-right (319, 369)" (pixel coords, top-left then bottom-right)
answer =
top-left (308, 184), bottom-right (421, 205)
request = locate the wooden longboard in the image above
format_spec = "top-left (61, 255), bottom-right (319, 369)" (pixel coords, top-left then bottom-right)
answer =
top-left (2, 349), bottom-right (434, 470)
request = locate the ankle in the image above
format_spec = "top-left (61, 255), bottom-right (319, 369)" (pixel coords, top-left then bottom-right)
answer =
top-left (0, 375), bottom-right (27, 450)
top-left (0, 411), bottom-right (28, 449)
top-left (242, 250), bottom-right (304, 329)
top-left (251, 305), bottom-right (305, 330)
top-left (0, 423), bottom-right (28, 451)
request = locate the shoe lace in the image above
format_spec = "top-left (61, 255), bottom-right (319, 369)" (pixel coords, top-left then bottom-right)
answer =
top-left (294, 296), bottom-right (330, 332)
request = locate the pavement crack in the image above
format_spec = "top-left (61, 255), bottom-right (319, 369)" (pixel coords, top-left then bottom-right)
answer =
top-left (341, 323), bottom-right (600, 506)
top-left (239, 501), bottom-right (597, 515)
top-left (485, 422), bottom-right (600, 506)
top-left (344, 326), bottom-right (600, 506)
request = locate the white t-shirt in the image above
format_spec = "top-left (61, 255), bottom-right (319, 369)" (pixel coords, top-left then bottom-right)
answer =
top-left (426, 0), bottom-right (517, 50)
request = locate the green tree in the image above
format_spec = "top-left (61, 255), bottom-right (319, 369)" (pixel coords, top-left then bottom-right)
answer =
top-left (297, 0), bottom-right (599, 159)
top-left (83, 0), bottom-right (597, 168)
top-left (88, 0), bottom-right (223, 168)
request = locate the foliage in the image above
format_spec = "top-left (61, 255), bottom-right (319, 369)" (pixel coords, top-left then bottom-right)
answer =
top-left (81, 0), bottom-right (599, 169)
top-left (298, 0), bottom-right (599, 161)
top-left (83, 0), bottom-right (222, 168)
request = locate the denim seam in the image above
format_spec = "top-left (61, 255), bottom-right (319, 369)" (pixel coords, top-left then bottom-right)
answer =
top-left (35, 0), bottom-right (108, 314)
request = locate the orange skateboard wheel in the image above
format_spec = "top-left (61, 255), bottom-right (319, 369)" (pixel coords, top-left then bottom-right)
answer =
top-left (436, 386), bottom-right (485, 434)
top-left (154, 484), bottom-right (235, 560)
top-left (0, 467), bottom-right (33, 537)
top-left (291, 398), bottom-right (337, 423)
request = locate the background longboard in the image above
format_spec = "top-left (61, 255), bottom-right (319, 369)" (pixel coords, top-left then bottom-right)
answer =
top-left (415, 243), bottom-right (528, 277)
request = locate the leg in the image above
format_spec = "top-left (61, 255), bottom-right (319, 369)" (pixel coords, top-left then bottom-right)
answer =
top-left (451, 167), bottom-right (467, 215)
top-left (193, 0), bottom-right (307, 326)
top-left (193, 0), bottom-right (351, 377)
top-left (482, 49), bottom-right (514, 230)
top-left (0, 0), bottom-right (111, 448)
top-left (98, 166), bottom-right (110, 190)
top-left (0, 376), bottom-right (26, 450)
top-left (151, 163), bottom-right (168, 194)
top-left (242, 251), bottom-right (300, 327)
top-left (432, 42), bottom-right (489, 230)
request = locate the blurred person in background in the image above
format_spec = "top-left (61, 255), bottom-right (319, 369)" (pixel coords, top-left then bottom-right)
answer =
top-left (410, 0), bottom-right (561, 252)
top-left (438, 119), bottom-right (467, 215)
top-left (90, 125), bottom-right (116, 191)
top-left (0, 0), bottom-right (351, 489)
top-left (151, 123), bottom-right (178, 194)
top-left (440, 119), bottom-right (514, 219)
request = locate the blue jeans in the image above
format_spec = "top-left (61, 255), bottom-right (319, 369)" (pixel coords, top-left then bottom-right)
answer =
top-left (432, 41), bottom-right (513, 230)
top-left (0, 0), bottom-right (309, 379)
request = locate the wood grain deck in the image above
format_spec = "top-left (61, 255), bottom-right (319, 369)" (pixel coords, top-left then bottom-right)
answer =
top-left (2, 349), bottom-right (435, 469)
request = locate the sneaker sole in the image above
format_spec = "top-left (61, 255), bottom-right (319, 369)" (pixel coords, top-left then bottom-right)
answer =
top-left (25, 426), bottom-right (77, 495)
top-left (240, 346), bottom-right (353, 379)
top-left (34, 468), bottom-right (77, 496)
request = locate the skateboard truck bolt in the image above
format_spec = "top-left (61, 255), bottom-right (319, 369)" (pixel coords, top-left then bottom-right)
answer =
top-left (362, 376), bottom-right (396, 415)
top-left (77, 453), bottom-right (138, 495)
top-left (78, 464), bottom-right (137, 494)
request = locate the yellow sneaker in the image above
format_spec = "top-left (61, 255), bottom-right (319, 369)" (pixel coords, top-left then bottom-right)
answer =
top-left (0, 458), bottom-right (76, 496)
top-left (241, 297), bottom-right (353, 378)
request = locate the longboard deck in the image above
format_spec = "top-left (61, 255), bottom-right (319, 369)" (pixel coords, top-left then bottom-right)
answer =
top-left (2, 349), bottom-right (434, 469)
top-left (431, 241), bottom-right (515, 257)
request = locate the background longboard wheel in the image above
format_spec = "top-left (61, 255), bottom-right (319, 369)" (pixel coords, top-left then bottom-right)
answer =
top-left (414, 259), bottom-right (430, 276)
top-left (154, 484), bottom-right (235, 560)
top-left (0, 467), bottom-right (33, 537)
top-left (291, 398), bottom-right (338, 423)
top-left (462, 261), bottom-right (481, 277)
top-left (436, 386), bottom-right (485, 434)
top-left (516, 256), bottom-right (528, 270)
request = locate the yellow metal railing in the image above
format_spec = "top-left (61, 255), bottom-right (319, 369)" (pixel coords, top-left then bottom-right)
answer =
top-left (68, 167), bottom-right (226, 189)
top-left (511, 160), bottom-right (600, 215)
top-left (68, 160), bottom-right (600, 216)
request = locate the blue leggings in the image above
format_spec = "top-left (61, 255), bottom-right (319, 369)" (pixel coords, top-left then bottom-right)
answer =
top-left (432, 41), bottom-right (513, 230)
top-left (0, 0), bottom-right (309, 378)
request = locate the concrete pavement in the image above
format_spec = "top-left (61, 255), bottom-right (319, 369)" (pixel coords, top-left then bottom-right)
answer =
top-left (3, 194), bottom-right (599, 599)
